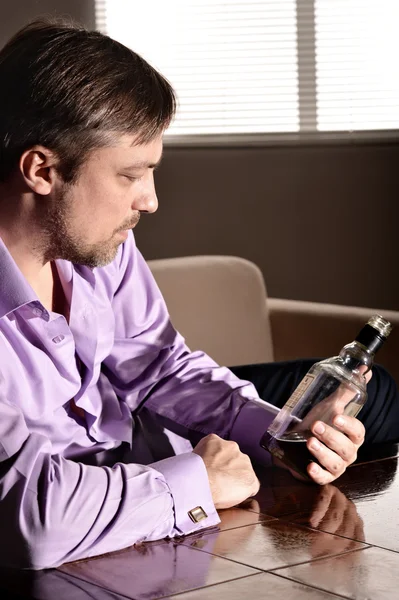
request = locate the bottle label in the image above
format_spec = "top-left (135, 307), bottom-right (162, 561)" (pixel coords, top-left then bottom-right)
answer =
top-left (285, 373), bottom-right (316, 409)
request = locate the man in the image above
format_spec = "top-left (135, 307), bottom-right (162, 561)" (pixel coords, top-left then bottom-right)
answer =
top-left (0, 19), bottom-right (397, 571)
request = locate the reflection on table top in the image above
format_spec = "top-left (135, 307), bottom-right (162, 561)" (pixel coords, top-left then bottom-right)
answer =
top-left (2, 442), bottom-right (399, 600)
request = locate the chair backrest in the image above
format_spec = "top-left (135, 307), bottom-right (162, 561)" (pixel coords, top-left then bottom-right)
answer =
top-left (148, 255), bottom-right (274, 367)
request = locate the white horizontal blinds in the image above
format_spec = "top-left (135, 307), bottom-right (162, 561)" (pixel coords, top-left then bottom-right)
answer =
top-left (96, 1), bottom-right (399, 135)
top-left (97, 0), bottom-right (300, 135)
top-left (315, 0), bottom-right (399, 131)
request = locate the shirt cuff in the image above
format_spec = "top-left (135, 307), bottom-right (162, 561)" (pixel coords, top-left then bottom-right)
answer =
top-left (230, 398), bottom-right (280, 466)
top-left (151, 452), bottom-right (220, 535)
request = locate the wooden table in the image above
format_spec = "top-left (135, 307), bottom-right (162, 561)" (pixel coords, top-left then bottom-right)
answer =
top-left (2, 443), bottom-right (399, 599)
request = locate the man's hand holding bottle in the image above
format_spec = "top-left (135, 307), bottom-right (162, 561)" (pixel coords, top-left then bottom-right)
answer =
top-left (264, 315), bottom-right (391, 484)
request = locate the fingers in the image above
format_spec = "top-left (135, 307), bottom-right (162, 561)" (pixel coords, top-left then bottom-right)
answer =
top-left (307, 460), bottom-right (337, 485)
top-left (305, 417), bottom-right (365, 484)
top-left (311, 418), bottom-right (364, 460)
top-left (332, 415), bottom-right (365, 448)
top-left (313, 427), bottom-right (353, 464)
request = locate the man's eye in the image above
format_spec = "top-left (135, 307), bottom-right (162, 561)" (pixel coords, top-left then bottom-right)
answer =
top-left (122, 174), bottom-right (140, 182)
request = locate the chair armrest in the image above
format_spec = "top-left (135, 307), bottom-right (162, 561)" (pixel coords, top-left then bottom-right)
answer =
top-left (268, 298), bottom-right (399, 385)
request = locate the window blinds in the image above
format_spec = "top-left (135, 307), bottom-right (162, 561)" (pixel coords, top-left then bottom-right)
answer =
top-left (95, 0), bottom-right (399, 137)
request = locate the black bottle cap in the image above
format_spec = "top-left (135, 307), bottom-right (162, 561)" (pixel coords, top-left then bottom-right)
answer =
top-left (355, 315), bottom-right (392, 354)
top-left (356, 324), bottom-right (385, 354)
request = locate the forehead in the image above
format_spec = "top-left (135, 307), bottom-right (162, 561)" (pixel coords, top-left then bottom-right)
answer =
top-left (89, 133), bottom-right (163, 166)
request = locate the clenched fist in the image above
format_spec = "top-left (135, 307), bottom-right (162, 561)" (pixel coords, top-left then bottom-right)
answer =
top-left (193, 434), bottom-right (260, 509)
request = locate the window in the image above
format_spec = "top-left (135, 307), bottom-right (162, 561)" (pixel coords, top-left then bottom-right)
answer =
top-left (95, 0), bottom-right (399, 139)
top-left (315, 1), bottom-right (399, 131)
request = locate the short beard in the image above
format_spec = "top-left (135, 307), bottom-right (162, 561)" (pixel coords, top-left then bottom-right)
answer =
top-left (38, 184), bottom-right (138, 268)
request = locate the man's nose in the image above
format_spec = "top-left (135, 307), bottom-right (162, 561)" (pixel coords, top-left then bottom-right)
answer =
top-left (133, 172), bottom-right (158, 214)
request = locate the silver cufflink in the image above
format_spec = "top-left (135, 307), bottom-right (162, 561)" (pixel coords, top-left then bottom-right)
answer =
top-left (188, 506), bottom-right (208, 523)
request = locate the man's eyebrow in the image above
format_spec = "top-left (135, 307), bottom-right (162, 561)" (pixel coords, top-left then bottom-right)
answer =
top-left (123, 154), bottom-right (163, 170)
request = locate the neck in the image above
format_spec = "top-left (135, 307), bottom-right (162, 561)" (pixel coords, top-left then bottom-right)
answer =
top-left (0, 185), bottom-right (51, 289)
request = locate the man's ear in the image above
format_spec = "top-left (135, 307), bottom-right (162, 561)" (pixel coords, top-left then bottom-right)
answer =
top-left (19, 146), bottom-right (59, 195)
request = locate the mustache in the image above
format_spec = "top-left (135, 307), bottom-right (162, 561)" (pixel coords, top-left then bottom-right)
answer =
top-left (118, 212), bottom-right (141, 231)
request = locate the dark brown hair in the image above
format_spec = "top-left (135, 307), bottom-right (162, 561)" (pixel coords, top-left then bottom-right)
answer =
top-left (0, 18), bottom-right (176, 182)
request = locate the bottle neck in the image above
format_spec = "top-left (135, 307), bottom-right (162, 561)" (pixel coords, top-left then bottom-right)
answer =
top-left (339, 340), bottom-right (375, 374)
top-left (355, 323), bottom-right (386, 354)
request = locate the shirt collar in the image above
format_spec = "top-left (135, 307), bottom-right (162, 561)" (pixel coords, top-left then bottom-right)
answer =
top-left (0, 236), bottom-right (38, 318)
top-left (0, 237), bottom-right (81, 319)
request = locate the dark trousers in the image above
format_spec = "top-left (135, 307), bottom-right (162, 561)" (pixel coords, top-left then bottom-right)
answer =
top-left (229, 360), bottom-right (399, 445)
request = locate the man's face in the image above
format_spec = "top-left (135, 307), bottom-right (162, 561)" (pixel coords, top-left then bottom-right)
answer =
top-left (43, 134), bottom-right (162, 267)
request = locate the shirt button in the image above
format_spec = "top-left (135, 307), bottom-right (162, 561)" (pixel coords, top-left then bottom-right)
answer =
top-left (52, 335), bottom-right (65, 344)
top-left (33, 307), bottom-right (42, 317)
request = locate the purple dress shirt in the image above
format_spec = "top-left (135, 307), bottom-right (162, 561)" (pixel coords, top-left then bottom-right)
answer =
top-left (0, 231), bottom-right (278, 569)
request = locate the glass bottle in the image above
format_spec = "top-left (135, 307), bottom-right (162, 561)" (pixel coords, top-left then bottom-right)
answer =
top-left (260, 315), bottom-right (392, 480)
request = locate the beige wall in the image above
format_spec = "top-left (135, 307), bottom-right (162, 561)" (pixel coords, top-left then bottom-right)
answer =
top-left (1, 2), bottom-right (398, 311)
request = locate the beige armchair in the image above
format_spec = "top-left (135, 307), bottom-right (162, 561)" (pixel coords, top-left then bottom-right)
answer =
top-left (148, 255), bottom-right (399, 385)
